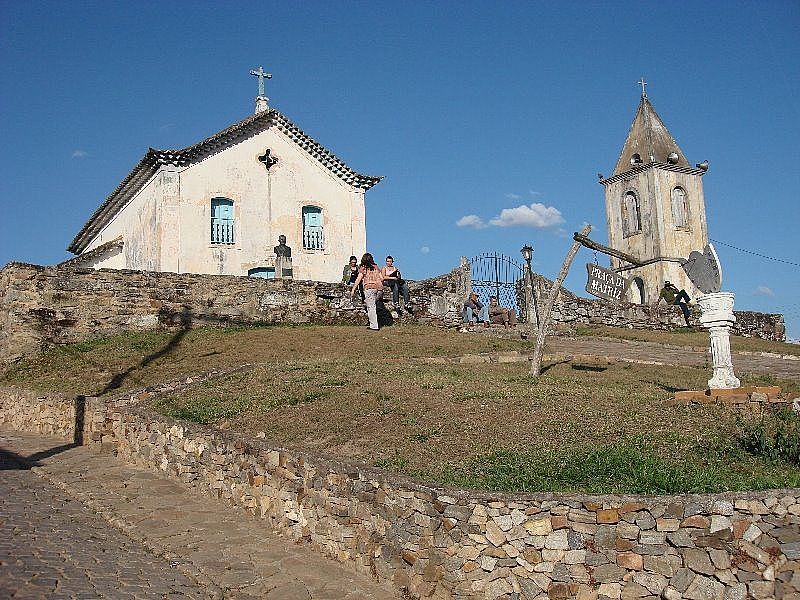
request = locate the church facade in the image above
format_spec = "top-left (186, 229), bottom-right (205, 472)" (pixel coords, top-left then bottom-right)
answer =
top-left (600, 90), bottom-right (709, 304)
top-left (66, 81), bottom-right (382, 283)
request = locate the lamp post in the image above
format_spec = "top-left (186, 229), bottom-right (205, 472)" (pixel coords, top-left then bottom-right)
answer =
top-left (520, 245), bottom-right (538, 330)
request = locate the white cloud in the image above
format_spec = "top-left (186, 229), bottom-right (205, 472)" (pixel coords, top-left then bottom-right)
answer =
top-left (529, 190), bottom-right (542, 197)
top-left (419, 246), bottom-right (430, 254)
top-left (753, 285), bottom-right (774, 297)
top-left (505, 192), bottom-right (522, 200)
top-left (71, 150), bottom-right (87, 158)
top-left (488, 203), bottom-right (564, 229)
top-left (456, 214), bottom-right (488, 229)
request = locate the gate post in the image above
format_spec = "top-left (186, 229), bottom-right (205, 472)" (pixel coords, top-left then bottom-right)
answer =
top-left (459, 256), bottom-right (471, 298)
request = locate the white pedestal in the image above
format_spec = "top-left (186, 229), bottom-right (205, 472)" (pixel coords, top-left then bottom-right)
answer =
top-left (697, 292), bottom-right (740, 389)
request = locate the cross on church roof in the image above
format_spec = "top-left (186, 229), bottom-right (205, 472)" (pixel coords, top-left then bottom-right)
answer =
top-left (638, 78), bottom-right (648, 98)
top-left (250, 66), bottom-right (272, 98)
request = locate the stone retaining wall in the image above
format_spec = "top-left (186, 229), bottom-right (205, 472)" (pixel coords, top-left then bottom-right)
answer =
top-left (532, 275), bottom-right (786, 342)
top-left (0, 261), bottom-right (784, 364)
top-left (4, 384), bottom-right (797, 600)
top-left (0, 386), bottom-right (103, 442)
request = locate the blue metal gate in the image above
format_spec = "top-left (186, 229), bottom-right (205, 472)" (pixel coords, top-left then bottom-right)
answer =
top-left (468, 252), bottom-right (525, 317)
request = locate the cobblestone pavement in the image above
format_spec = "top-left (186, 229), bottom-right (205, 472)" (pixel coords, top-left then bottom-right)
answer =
top-left (0, 430), bottom-right (398, 600)
top-left (0, 444), bottom-right (209, 599)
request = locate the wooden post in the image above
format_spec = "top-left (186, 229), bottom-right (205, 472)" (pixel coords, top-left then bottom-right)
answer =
top-left (530, 224), bottom-right (592, 377)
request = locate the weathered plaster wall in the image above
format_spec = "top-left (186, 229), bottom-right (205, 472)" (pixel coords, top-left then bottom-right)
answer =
top-left (2, 385), bottom-right (798, 600)
top-left (78, 124), bottom-right (367, 283)
top-left (87, 173), bottom-right (162, 272)
top-left (604, 166), bottom-right (708, 303)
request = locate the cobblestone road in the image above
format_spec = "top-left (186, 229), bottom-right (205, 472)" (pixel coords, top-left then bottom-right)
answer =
top-left (0, 446), bottom-right (209, 599)
top-left (0, 430), bottom-right (398, 600)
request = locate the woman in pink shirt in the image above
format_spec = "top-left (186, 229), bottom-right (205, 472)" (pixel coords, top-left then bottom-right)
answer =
top-left (351, 253), bottom-right (385, 330)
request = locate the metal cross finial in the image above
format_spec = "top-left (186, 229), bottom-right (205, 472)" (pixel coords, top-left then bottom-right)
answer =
top-left (250, 66), bottom-right (272, 97)
top-left (638, 78), bottom-right (648, 98)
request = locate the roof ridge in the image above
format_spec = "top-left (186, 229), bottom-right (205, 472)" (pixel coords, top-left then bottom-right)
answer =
top-left (68, 108), bottom-right (383, 255)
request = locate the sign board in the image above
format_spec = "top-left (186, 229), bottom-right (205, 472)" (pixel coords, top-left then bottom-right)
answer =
top-left (585, 263), bottom-right (632, 302)
top-left (681, 243), bottom-right (722, 294)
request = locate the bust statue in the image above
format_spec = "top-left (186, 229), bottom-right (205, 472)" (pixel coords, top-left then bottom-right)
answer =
top-left (274, 235), bottom-right (291, 258)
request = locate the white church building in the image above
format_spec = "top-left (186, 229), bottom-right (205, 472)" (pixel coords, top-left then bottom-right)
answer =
top-left (66, 68), bottom-right (382, 282)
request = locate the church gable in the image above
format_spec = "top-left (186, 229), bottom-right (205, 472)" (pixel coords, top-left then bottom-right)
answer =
top-left (68, 108), bottom-right (382, 255)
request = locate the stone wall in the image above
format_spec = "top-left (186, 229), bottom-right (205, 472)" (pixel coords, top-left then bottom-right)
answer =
top-left (2, 384), bottom-right (799, 599)
top-left (531, 274), bottom-right (786, 341)
top-left (0, 261), bottom-right (784, 364)
top-left (0, 262), bottom-right (469, 363)
top-left (0, 386), bottom-right (78, 439)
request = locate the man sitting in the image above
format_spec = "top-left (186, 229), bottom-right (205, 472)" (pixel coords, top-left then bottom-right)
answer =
top-left (488, 296), bottom-right (518, 329)
top-left (658, 281), bottom-right (692, 327)
top-left (462, 293), bottom-right (489, 329)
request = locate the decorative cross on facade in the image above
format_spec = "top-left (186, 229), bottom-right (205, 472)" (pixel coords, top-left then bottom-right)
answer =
top-left (638, 78), bottom-right (648, 98)
top-left (258, 149), bottom-right (278, 171)
top-left (250, 66), bottom-right (272, 97)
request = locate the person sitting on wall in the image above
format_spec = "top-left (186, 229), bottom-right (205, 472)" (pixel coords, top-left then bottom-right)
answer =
top-left (488, 296), bottom-right (517, 329)
top-left (462, 292), bottom-right (489, 330)
top-left (658, 280), bottom-right (692, 327)
top-left (342, 255), bottom-right (364, 301)
top-left (381, 255), bottom-right (412, 314)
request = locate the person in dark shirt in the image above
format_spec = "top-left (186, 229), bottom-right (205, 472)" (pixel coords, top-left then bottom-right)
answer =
top-left (462, 292), bottom-right (489, 329)
top-left (342, 256), bottom-right (364, 301)
top-left (658, 281), bottom-right (691, 326)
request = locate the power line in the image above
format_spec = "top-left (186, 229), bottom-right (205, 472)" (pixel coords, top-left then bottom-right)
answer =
top-left (711, 239), bottom-right (800, 268)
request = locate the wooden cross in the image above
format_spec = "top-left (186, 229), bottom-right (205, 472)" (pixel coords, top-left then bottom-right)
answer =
top-left (638, 78), bottom-right (648, 98)
top-left (250, 66), bottom-right (272, 97)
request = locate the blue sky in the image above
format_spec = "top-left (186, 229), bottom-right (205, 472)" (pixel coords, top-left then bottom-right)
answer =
top-left (2, 1), bottom-right (799, 338)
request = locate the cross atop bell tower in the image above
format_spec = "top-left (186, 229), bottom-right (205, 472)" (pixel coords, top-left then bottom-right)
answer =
top-left (250, 66), bottom-right (272, 114)
top-left (637, 77), bottom-right (648, 98)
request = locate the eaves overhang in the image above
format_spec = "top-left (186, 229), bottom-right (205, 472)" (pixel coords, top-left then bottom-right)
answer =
top-left (599, 161), bottom-right (706, 187)
top-left (67, 108), bottom-right (383, 255)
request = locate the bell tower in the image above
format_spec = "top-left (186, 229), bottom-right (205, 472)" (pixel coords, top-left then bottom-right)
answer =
top-left (599, 83), bottom-right (709, 303)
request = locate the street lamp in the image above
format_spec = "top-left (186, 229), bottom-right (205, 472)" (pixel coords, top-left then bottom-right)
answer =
top-left (520, 245), bottom-right (538, 330)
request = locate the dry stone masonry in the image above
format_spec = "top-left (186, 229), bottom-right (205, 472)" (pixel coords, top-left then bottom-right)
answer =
top-left (0, 262), bottom-right (784, 363)
top-left (2, 384), bottom-right (798, 600)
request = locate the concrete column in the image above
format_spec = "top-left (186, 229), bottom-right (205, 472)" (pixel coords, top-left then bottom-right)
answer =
top-left (697, 292), bottom-right (740, 389)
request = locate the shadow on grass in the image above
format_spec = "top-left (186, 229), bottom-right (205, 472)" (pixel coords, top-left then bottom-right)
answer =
top-left (94, 306), bottom-right (192, 396)
top-left (538, 358), bottom-right (571, 374)
top-left (571, 364), bottom-right (608, 373)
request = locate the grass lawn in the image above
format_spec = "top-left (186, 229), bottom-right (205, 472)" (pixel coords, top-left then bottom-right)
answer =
top-left (2, 324), bottom-right (798, 494)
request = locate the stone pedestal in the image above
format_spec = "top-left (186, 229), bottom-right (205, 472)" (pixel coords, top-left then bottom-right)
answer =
top-left (275, 256), bottom-right (293, 279)
top-left (697, 292), bottom-right (740, 389)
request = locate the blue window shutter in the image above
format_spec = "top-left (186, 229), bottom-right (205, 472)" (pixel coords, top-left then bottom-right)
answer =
top-left (302, 205), bottom-right (324, 250)
top-left (303, 206), bottom-right (322, 228)
top-left (211, 198), bottom-right (235, 244)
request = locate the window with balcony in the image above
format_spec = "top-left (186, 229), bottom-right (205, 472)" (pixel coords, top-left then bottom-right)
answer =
top-left (211, 198), bottom-right (235, 244)
top-left (302, 205), bottom-right (324, 250)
